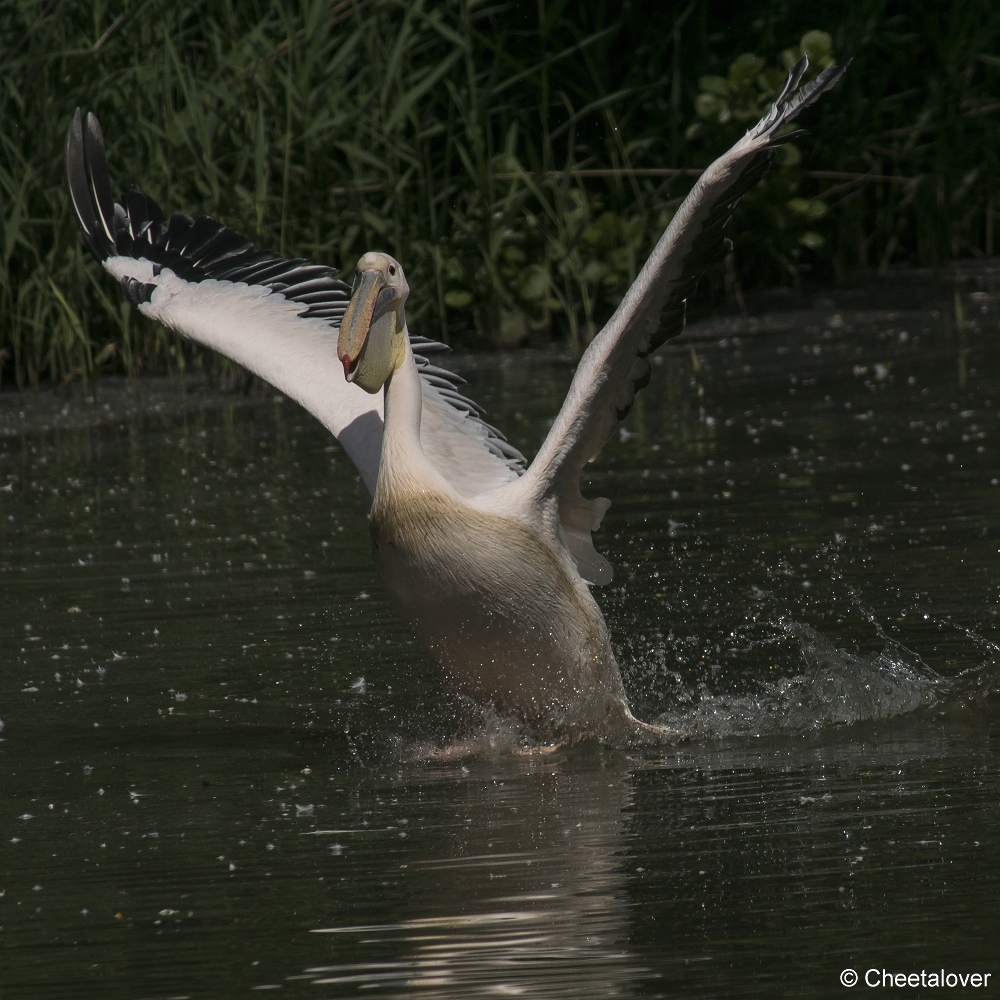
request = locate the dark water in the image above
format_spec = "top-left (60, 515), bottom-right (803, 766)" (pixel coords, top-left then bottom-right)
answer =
top-left (2, 296), bottom-right (999, 998)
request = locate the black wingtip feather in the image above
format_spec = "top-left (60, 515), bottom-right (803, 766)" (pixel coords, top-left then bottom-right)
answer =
top-left (759, 58), bottom-right (848, 141)
top-left (65, 110), bottom-right (521, 473)
top-left (777, 62), bottom-right (848, 125)
top-left (773, 55), bottom-right (809, 107)
top-left (81, 112), bottom-right (117, 251)
top-left (65, 108), bottom-right (110, 260)
top-left (125, 187), bottom-right (163, 242)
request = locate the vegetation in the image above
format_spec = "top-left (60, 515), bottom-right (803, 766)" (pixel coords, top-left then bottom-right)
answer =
top-left (2, 0), bottom-right (1000, 386)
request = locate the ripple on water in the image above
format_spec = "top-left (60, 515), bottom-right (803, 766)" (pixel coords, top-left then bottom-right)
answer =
top-left (3, 303), bottom-right (1000, 997)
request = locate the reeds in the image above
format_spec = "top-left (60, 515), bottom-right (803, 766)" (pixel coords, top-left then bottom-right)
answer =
top-left (2, 0), bottom-right (999, 386)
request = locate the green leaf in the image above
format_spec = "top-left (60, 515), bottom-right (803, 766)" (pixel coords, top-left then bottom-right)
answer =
top-left (800, 30), bottom-right (832, 61)
top-left (758, 67), bottom-right (788, 95)
top-left (728, 53), bottom-right (765, 87)
top-left (93, 342), bottom-right (118, 367)
top-left (695, 93), bottom-right (726, 120)
top-left (518, 264), bottom-right (550, 302)
top-left (698, 75), bottom-right (730, 97)
top-left (788, 197), bottom-right (827, 221)
top-left (444, 289), bottom-right (473, 308)
top-left (780, 47), bottom-right (801, 70)
top-left (776, 143), bottom-right (802, 167)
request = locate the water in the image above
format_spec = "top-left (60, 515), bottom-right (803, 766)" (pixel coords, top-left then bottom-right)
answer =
top-left (2, 289), bottom-right (1000, 997)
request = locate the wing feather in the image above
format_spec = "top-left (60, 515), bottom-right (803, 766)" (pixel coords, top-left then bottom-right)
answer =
top-left (412, 347), bottom-right (525, 496)
top-left (65, 108), bottom-right (521, 499)
top-left (520, 58), bottom-right (846, 584)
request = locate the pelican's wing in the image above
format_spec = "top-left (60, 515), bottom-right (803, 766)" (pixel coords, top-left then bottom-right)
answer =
top-left (65, 109), bottom-right (384, 491)
top-left (66, 109), bottom-right (526, 500)
top-left (521, 58), bottom-right (846, 585)
top-left (410, 336), bottom-right (526, 497)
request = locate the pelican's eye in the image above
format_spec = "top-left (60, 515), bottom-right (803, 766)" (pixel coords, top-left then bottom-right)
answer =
top-left (388, 264), bottom-right (396, 276)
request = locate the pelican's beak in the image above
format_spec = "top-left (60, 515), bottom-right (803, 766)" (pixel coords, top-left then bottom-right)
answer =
top-left (337, 269), bottom-right (401, 393)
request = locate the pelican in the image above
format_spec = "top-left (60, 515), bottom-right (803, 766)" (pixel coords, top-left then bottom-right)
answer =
top-left (64, 58), bottom-right (845, 743)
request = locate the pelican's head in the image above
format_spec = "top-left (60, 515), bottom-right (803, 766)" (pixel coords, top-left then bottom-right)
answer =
top-left (337, 251), bottom-right (409, 394)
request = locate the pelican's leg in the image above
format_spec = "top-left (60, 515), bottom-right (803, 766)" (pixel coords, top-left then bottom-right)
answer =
top-left (606, 699), bottom-right (683, 745)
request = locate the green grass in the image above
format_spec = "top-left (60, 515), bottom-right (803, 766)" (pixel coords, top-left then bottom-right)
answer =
top-left (2, 0), bottom-right (1000, 386)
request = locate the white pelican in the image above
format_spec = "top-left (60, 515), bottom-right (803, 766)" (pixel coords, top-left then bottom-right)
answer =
top-left (64, 58), bottom-right (845, 743)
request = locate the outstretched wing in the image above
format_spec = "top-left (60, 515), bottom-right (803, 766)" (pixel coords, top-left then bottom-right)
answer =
top-left (65, 109), bottom-right (523, 498)
top-left (66, 109), bottom-right (383, 488)
top-left (520, 58), bottom-right (846, 584)
top-left (410, 335), bottom-right (526, 496)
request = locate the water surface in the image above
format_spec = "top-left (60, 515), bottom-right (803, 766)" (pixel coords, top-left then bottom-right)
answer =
top-left (2, 293), bottom-right (999, 997)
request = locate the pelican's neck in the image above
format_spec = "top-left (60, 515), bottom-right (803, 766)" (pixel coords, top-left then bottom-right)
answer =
top-left (383, 334), bottom-right (423, 449)
top-left (373, 333), bottom-right (444, 506)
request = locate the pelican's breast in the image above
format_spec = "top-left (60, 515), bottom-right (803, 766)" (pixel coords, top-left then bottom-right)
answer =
top-left (369, 488), bottom-right (620, 725)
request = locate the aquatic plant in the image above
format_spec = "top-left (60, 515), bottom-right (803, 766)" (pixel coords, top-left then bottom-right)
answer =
top-left (2, 0), bottom-right (999, 385)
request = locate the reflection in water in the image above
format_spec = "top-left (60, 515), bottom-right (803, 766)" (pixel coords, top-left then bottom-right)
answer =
top-left (301, 761), bottom-right (642, 997)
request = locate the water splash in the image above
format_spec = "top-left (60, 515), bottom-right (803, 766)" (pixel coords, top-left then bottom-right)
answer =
top-left (406, 611), bottom-right (1000, 758)
top-left (654, 619), bottom-right (949, 739)
top-left (406, 621), bottom-right (956, 758)
top-left (408, 706), bottom-right (568, 762)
